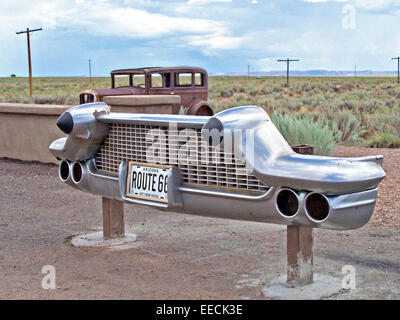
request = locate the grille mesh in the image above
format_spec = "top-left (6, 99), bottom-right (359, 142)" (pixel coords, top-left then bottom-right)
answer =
top-left (95, 123), bottom-right (269, 193)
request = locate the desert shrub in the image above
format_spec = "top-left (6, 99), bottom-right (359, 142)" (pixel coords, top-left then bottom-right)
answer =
top-left (300, 83), bottom-right (314, 92)
top-left (271, 112), bottom-right (336, 155)
top-left (220, 89), bottom-right (233, 97)
top-left (367, 133), bottom-right (400, 148)
top-left (33, 94), bottom-right (68, 105)
top-left (272, 85), bottom-right (281, 93)
top-left (327, 111), bottom-right (365, 144)
top-left (329, 83), bottom-right (341, 92)
top-left (2, 76), bottom-right (400, 149)
top-left (382, 84), bottom-right (395, 90)
top-left (341, 83), bottom-right (354, 91)
top-left (301, 95), bottom-right (324, 110)
top-left (261, 86), bottom-right (273, 94)
top-left (178, 106), bottom-right (187, 115)
top-left (361, 99), bottom-right (380, 114)
top-left (248, 87), bottom-right (259, 96)
top-left (2, 95), bottom-right (32, 104)
top-left (339, 100), bottom-right (356, 111)
top-left (64, 95), bottom-right (79, 105)
top-left (369, 114), bottom-right (400, 136)
top-left (384, 98), bottom-right (397, 109)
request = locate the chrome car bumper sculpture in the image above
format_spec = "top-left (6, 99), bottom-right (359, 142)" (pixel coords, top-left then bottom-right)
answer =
top-left (49, 103), bottom-right (386, 230)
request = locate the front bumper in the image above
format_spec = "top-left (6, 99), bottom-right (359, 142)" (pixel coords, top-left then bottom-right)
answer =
top-left (61, 159), bottom-right (379, 231)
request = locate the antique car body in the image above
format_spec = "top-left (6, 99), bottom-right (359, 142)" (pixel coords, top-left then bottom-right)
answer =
top-left (79, 66), bottom-right (213, 116)
top-left (50, 103), bottom-right (386, 231)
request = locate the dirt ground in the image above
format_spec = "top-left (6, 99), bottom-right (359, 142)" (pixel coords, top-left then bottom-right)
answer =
top-left (0, 146), bottom-right (399, 300)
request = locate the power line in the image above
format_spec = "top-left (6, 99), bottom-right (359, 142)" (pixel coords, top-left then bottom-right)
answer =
top-left (16, 27), bottom-right (43, 98)
top-left (277, 58), bottom-right (299, 85)
top-left (392, 57), bottom-right (400, 84)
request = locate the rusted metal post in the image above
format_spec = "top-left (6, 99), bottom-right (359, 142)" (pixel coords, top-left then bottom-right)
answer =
top-left (26, 28), bottom-right (33, 98)
top-left (102, 198), bottom-right (125, 239)
top-left (393, 57), bottom-right (400, 84)
top-left (16, 27), bottom-right (42, 98)
top-left (287, 144), bottom-right (314, 287)
top-left (286, 226), bottom-right (313, 286)
top-left (277, 58), bottom-right (299, 85)
top-left (88, 59), bottom-right (92, 87)
top-left (286, 59), bottom-right (289, 85)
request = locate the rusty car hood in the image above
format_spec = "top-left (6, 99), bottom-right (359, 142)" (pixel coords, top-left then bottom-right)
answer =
top-left (94, 87), bottom-right (145, 98)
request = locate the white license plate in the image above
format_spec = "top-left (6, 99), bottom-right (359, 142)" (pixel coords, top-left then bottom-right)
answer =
top-left (126, 162), bottom-right (171, 203)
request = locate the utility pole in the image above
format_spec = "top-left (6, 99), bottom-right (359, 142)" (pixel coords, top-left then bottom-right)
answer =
top-left (392, 57), bottom-right (400, 84)
top-left (16, 28), bottom-right (43, 98)
top-left (88, 59), bottom-right (92, 86)
top-left (248, 65), bottom-right (250, 79)
top-left (355, 64), bottom-right (357, 78)
top-left (277, 58), bottom-right (299, 85)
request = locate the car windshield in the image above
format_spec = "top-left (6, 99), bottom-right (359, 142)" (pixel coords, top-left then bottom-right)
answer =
top-left (113, 74), bottom-right (145, 88)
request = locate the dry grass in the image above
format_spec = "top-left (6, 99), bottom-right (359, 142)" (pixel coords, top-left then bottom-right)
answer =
top-left (209, 76), bottom-right (400, 150)
top-left (1, 75), bottom-right (400, 150)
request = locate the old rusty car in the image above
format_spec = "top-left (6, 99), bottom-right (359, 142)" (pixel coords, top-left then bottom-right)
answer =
top-left (79, 66), bottom-right (214, 116)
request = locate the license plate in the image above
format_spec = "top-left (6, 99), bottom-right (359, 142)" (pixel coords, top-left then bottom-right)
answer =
top-left (126, 162), bottom-right (171, 203)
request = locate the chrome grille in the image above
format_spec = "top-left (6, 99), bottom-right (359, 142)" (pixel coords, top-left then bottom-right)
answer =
top-left (95, 123), bottom-right (269, 193)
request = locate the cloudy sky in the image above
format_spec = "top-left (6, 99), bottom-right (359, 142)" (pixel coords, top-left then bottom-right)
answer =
top-left (1, 0), bottom-right (400, 76)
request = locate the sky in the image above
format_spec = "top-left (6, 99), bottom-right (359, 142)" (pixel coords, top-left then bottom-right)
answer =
top-left (1, 0), bottom-right (400, 76)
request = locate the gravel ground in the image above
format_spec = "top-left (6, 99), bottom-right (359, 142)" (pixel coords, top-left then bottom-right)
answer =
top-left (0, 146), bottom-right (399, 300)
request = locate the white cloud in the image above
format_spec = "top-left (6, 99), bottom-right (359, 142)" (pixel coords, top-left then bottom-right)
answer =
top-left (354, 0), bottom-right (400, 10)
top-left (304, 0), bottom-right (400, 10)
top-left (6, 0), bottom-right (228, 39)
top-left (187, 34), bottom-right (244, 54)
top-left (304, 0), bottom-right (349, 2)
top-left (2, 0), bottom-right (400, 75)
top-left (250, 57), bottom-right (277, 71)
top-left (187, 0), bottom-right (232, 4)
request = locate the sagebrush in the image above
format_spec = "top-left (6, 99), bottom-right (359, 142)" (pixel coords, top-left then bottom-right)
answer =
top-left (1, 75), bottom-right (399, 152)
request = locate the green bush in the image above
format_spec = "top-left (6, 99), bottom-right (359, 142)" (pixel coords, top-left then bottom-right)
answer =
top-left (369, 114), bottom-right (400, 137)
top-left (271, 112), bottom-right (337, 156)
top-left (327, 110), bottom-right (365, 144)
top-left (367, 133), bottom-right (400, 148)
top-left (33, 94), bottom-right (67, 105)
top-left (220, 89), bottom-right (233, 97)
top-left (1, 95), bottom-right (32, 104)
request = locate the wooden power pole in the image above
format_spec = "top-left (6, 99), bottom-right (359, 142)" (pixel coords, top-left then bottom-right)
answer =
top-left (277, 58), bottom-right (299, 85)
top-left (16, 27), bottom-right (43, 98)
top-left (88, 59), bottom-right (92, 86)
top-left (392, 57), bottom-right (400, 84)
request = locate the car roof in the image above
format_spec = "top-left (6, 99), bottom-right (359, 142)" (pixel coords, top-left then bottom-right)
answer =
top-left (111, 66), bottom-right (207, 75)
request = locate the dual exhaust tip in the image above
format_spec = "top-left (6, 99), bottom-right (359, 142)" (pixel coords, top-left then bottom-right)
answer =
top-left (276, 188), bottom-right (330, 223)
top-left (59, 160), bottom-right (84, 184)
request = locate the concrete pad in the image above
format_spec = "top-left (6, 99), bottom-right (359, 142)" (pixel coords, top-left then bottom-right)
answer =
top-left (70, 231), bottom-right (137, 248)
top-left (262, 274), bottom-right (345, 300)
